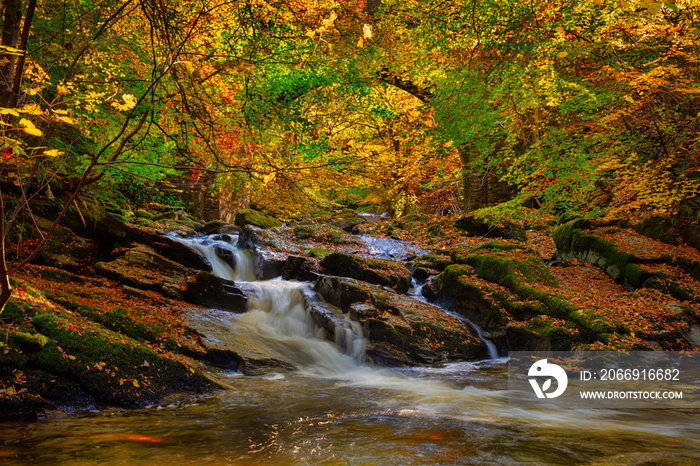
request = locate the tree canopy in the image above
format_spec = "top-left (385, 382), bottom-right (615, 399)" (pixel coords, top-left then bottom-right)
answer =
top-left (2, 0), bottom-right (699, 224)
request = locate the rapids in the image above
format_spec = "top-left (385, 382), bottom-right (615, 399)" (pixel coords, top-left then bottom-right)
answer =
top-left (4, 233), bottom-right (700, 464)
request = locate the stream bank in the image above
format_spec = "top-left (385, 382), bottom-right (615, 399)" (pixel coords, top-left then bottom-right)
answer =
top-left (2, 206), bottom-right (699, 421)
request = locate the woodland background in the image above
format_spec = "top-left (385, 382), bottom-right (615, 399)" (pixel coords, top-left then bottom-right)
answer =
top-left (2, 0), bottom-right (700, 305)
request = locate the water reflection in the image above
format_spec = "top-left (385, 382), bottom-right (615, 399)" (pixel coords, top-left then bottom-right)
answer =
top-left (3, 362), bottom-right (700, 465)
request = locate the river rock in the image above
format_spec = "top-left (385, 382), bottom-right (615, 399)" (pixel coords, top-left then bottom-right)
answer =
top-left (183, 271), bottom-right (249, 313)
top-left (315, 276), bottom-right (487, 365)
top-left (93, 213), bottom-right (212, 271)
top-left (320, 252), bottom-right (412, 293)
top-left (238, 225), bottom-right (289, 279)
top-left (95, 243), bottom-right (188, 298)
top-left (454, 214), bottom-right (527, 241)
top-left (181, 308), bottom-right (295, 375)
top-left (235, 209), bottom-right (282, 229)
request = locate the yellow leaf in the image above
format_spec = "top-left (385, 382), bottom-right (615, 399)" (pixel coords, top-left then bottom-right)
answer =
top-left (43, 149), bottom-right (63, 157)
top-left (356, 37), bottom-right (365, 48)
top-left (624, 95), bottom-right (635, 104)
top-left (294, 60), bottom-right (305, 70)
top-left (0, 45), bottom-right (24, 56)
top-left (19, 103), bottom-right (43, 115)
top-left (556, 51), bottom-right (568, 58)
top-left (0, 107), bottom-right (19, 116)
top-left (111, 94), bottom-right (137, 111)
top-left (132, 380), bottom-right (140, 388)
top-left (57, 85), bottom-right (69, 95)
top-left (19, 118), bottom-right (42, 136)
top-left (305, 30), bottom-right (316, 39)
top-left (262, 172), bottom-right (276, 184)
top-left (363, 24), bottom-right (373, 39)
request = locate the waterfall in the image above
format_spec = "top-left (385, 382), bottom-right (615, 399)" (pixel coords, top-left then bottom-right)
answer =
top-left (409, 279), bottom-right (500, 359)
top-left (172, 233), bottom-right (365, 375)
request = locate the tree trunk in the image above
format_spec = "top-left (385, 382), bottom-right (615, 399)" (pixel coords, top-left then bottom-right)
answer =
top-left (0, 0), bottom-right (22, 107)
top-left (218, 174), bottom-right (250, 222)
top-left (9, 0), bottom-right (37, 108)
top-left (458, 145), bottom-right (474, 212)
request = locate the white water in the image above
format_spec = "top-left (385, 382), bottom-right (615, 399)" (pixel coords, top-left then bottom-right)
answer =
top-left (174, 233), bottom-right (366, 375)
top-left (409, 279), bottom-right (500, 359)
top-left (173, 235), bottom-right (700, 441)
top-left (170, 234), bottom-right (255, 281)
top-left (6, 234), bottom-right (699, 464)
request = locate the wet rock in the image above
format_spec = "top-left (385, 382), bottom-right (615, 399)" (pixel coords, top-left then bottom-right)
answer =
top-left (238, 225), bottom-right (289, 279)
top-left (234, 209), bottom-right (282, 229)
top-left (282, 255), bottom-right (322, 282)
top-left (181, 309), bottom-right (295, 375)
top-left (320, 251), bottom-right (412, 293)
top-left (454, 214), bottom-right (527, 241)
top-left (95, 244), bottom-right (188, 296)
top-left (183, 271), bottom-right (249, 313)
top-left (215, 245), bottom-right (237, 270)
top-left (198, 219), bottom-right (224, 234)
top-left (315, 276), bottom-right (487, 365)
top-left (93, 213), bottom-right (211, 271)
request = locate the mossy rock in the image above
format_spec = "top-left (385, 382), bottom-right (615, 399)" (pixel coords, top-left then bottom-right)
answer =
top-left (234, 209), bottom-right (282, 229)
top-left (135, 209), bottom-right (154, 219)
top-left (454, 214), bottom-right (527, 241)
top-left (198, 219), bottom-right (225, 234)
top-left (8, 308), bottom-right (217, 408)
top-left (320, 251), bottom-right (412, 293)
top-left (8, 331), bottom-right (51, 352)
top-left (315, 276), bottom-right (487, 364)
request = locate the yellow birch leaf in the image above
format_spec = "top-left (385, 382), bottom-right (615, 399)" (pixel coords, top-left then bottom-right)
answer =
top-left (19, 118), bottom-right (43, 136)
top-left (305, 30), bottom-right (316, 39)
top-left (43, 149), bottom-right (63, 157)
top-left (132, 380), bottom-right (140, 388)
top-left (556, 51), bottom-right (568, 58)
top-left (19, 103), bottom-right (43, 115)
top-left (57, 85), bottom-right (69, 95)
top-left (363, 24), bottom-right (373, 39)
top-left (0, 107), bottom-right (19, 116)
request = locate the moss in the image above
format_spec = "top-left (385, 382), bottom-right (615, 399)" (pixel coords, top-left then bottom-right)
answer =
top-left (554, 224), bottom-right (643, 286)
top-left (414, 253), bottom-right (452, 272)
top-left (306, 247), bottom-right (331, 259)
top-left (235, 209), bottom-right (282, 229)
top-left (2, 300), bottom-right (26, 320)
top-left (28, 309), bottom-right (213, 407)
top-left (8, 331), bottom-right (51, 352)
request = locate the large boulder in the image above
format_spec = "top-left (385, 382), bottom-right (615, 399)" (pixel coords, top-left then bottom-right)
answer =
top-left (315, 276), bottom-right (488, 365)
top-left (234, 209), bottom-right (282, 229)
top-left (454, 214), bottom-right (527, 241)
top-left (93, 213), bottom-right (211, 271)
top-left (180, 309), bottom-right (295, 375)
top-left (320, 251), bottom-right (412, 293)
top-left (95, 244), bottom-right (188, 298)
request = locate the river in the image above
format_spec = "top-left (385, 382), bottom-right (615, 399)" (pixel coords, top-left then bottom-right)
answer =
top-left (2, 234), bottom-right (700, 464)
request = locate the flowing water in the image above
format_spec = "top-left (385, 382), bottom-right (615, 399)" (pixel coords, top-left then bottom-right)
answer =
top-left (3, 234), bottom-right (700, 465)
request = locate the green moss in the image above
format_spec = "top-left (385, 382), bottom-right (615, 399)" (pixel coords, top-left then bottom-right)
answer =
top-left (235, 209), bottom-right (282, 229)
top-left (306, 248), bottom-right (331, 259)
top-left (8, 331), bottom-right (51, 351)
top-left (2, 300), bottom-right (25, 320)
